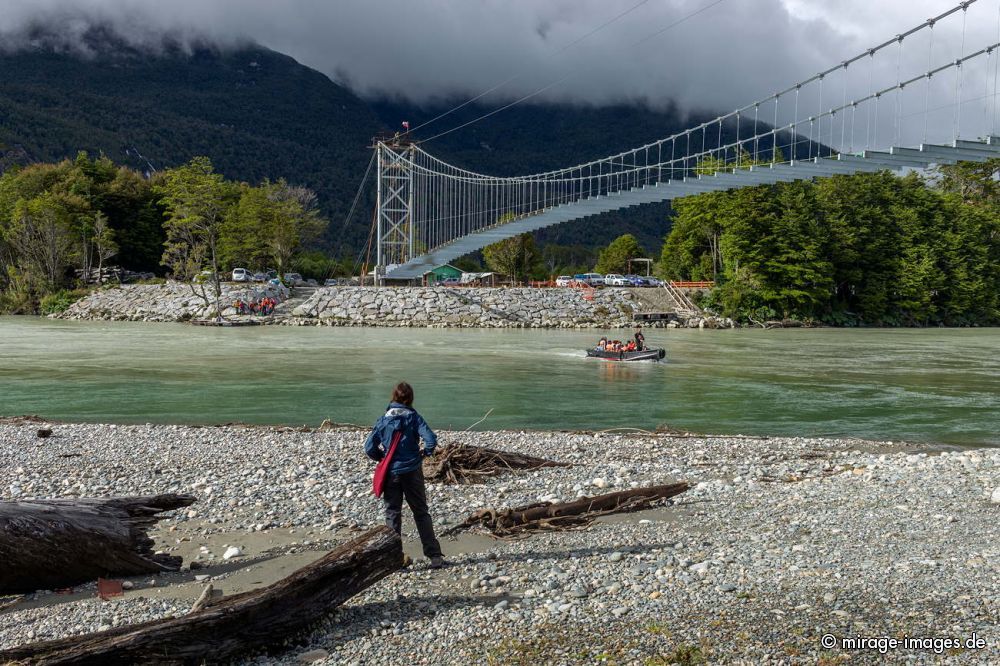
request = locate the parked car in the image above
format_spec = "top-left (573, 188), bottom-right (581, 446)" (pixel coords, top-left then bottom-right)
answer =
top-left (232, 268), bottom-right (251, 282)
top-left (252, 272), bottom-right (267, 282)
top-left (646, 277), bottom-right (665, 287)
top-left (604, 274), bottom-right (629, 286)
top-left (555, 275), bottom-right (574, 287)
top-left (265, 269), bottom-right (278, 280)
top-left (323, 278), bottom-right (339, 286)
top-left (624, 274), bottom-right (649, 287)
top-left (438, 277), bottom-right (461, 286)
top-left (578, 272), bottom-right (605, 286)
top-left (283, 273), bottom-right (304, 286)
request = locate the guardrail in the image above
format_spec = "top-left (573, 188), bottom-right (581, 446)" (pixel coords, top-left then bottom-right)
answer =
top-left (669, 281), bottom-right (715, 289)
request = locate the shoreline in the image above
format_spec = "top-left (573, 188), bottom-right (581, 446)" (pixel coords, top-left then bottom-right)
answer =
top-left (2, 421), bottom-right (997, 663)
top-left (3, 415), bottom-right (988, 453)
top-left (49, 282), bottom-right (733, 329)
top-left (7, 309), bottom-right (999, 330)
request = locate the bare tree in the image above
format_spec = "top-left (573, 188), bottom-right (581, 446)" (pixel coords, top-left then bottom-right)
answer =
top-left (91, 212), bottom-right (118, 284)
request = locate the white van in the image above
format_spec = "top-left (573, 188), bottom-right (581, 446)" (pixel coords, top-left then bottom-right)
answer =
top-left (232, 268), bottom-right (252, 282)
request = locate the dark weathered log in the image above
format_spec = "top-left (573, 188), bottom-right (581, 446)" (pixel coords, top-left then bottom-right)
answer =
top-left (445, 482), bottom-right (689, 536)
top-left (0, 494), bottom-right (196, 593)
top-left (0, 526), bottom-right (403, 666)
top-left (423, 443), bottom-right (570, 484)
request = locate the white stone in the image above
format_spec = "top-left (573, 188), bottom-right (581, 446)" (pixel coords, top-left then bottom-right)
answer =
top-left (222, 546), bottom-right (242, 560)
top-left (297, 649), bottom-right (329, 663)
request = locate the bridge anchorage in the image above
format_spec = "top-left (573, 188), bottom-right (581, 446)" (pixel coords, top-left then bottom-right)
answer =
top-left (375, 0), bottom-right (1000, 283)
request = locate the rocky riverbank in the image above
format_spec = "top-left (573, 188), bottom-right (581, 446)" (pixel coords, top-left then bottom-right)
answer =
top-left (1, 420), bottom-right (996, 664)
top-left (56, 282), bottom-right (290, 323)
top-left (54, 283), bottom-right (734, 328)
top-left (287, 286), bottom-right (640, 328)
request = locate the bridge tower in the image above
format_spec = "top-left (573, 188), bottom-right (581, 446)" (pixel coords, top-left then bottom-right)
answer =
top-left (373, 135), bottom-right (415, 283)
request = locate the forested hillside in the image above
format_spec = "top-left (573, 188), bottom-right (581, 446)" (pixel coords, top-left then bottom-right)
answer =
top-left (0, 33), bottom-right (379, 252)
top-left (658, 163), bottom-right (1000, 326)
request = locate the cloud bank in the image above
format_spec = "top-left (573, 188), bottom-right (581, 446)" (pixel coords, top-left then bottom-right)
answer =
top-left (2, 0), bottom-right (998, 142)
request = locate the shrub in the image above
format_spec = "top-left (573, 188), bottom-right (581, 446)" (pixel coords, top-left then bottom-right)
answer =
top-left (39, 288), bottom-right (89, 315)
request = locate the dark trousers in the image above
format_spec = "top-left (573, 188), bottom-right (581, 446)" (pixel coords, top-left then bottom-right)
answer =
top-left (382, 468), bottom-right (442, 558)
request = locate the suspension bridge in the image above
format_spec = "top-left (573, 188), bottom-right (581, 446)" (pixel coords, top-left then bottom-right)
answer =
top-left (373, 1), bottom-right (1000, 281)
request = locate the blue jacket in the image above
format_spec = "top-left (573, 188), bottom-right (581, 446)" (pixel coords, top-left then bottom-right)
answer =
top-left (364, 402), bottom-right (437, 475)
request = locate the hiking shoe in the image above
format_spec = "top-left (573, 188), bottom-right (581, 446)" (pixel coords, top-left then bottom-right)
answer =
top-left (429, 556), bottom-right (445, 569)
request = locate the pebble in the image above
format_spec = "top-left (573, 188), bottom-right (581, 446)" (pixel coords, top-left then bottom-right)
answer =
top-left (0, 422), bottom-right (996, 665)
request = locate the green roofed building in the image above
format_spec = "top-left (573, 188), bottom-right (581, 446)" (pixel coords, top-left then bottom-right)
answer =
top-left (422, 264), bottom-right (462, 285)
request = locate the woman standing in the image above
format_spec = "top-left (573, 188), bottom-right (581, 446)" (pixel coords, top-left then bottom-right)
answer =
top-left (364, 382), bottom-right (444, 568)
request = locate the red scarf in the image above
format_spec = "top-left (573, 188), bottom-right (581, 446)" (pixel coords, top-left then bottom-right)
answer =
top-left (372, 430), bottom-right (403, 498)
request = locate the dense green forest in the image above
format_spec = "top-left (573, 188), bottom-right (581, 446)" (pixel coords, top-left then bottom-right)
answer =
top-left (657, 161), bottom-right (1000, 326)
top-left (0, 36), bottom-right (379, 253)
top-left (0, 153), bottom-right (331, 314)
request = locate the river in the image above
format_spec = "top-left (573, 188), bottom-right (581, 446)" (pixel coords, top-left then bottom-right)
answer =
top-left (1, 316), bottom-right (997, 447)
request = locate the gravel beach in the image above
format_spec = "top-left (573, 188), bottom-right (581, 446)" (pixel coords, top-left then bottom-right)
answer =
top-left (1, 420), bottom-right (997, 664)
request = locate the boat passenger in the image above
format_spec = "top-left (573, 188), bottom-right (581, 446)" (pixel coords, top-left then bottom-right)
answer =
top-left (598, 337), bottom-right (608, 350)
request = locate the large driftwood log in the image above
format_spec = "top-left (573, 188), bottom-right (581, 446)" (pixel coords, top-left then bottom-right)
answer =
top-left (423, 443), bottom-right (570, 484)
top-left (444, 482), bottom-right (689, 536)
top-left (0, 494), bottom-right (196, 594)
top-left (0, 526), bottom-right (403, 666)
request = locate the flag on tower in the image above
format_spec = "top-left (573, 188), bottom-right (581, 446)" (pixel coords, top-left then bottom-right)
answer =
top-left (402, 121), bottom-right (410, 130)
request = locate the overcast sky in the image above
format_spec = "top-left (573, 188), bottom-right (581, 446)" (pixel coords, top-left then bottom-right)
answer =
top-left (3, 0), bottom-right (999, 144)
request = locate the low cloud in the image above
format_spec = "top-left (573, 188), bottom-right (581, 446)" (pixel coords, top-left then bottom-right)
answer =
top-left (2, 0), bottom-right (997, 142)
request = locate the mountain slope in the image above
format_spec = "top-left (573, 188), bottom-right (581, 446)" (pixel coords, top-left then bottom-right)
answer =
top-left (0, 38), bottom-right (381, 252)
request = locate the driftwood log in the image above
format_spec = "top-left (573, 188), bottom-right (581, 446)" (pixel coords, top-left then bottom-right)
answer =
top-left (0, 526), bottom-right (403, 666)
top-left (444, 482), bottom-right (689, 536)
top-left (423, 443), bottom-right (570, 484)
top-left (0, 494), bottom-right (196, 594)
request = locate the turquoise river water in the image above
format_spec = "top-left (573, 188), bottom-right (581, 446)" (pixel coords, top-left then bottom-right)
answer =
top-left (1, 316), bottom-right (997, 447)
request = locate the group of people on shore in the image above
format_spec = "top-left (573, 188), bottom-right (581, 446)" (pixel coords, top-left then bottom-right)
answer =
top-left (233, 296), bottom-right (277, 316)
